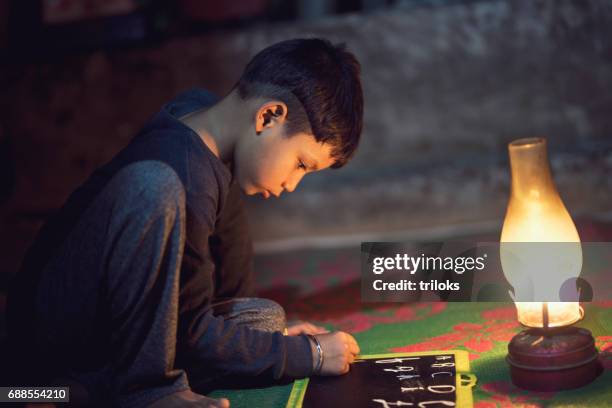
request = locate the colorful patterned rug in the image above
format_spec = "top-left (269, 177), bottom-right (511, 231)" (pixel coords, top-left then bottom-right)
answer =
top-left (0, 221), bottom-right (609, 406)
top-left (211, 219), bottom-right (612, 407)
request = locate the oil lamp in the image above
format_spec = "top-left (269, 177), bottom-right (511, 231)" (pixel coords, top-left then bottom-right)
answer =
top-left (500, 137), bottom-right (601, 391)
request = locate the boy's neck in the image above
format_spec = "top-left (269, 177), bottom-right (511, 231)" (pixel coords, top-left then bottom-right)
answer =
top-left (179, 91), bottom-right (245, 164)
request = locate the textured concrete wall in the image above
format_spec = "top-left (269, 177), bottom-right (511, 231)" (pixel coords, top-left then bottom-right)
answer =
top-left (1, 0), bottom-right (612, 279)
top-left (247, 0), bottom-right (612, 242)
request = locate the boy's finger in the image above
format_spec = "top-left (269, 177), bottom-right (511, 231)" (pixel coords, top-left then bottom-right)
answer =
top-left (343, 340), bottom-right (359, 356)
top-left (303, 322), bottom-right (329, 333)
top-left (347, 337), bottom-right (360, 354)
top-left (342, 336), bottom-right (360, 355)
top-left (287, 320), bottom-right (304, 326)
top-left (287, 322), bottom-right (329, 336)
top-left (347, 351), bottom-right (356, 364)
top-left (215, 398), bottom-right (230, 408)
top-left (340, 332), bottom-right (357, 343)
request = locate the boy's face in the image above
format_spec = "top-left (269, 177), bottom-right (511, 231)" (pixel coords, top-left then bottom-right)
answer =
top-left (234, 102), bottom-right (335, 198)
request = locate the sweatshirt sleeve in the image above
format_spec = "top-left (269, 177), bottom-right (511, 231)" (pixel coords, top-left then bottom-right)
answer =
top-left (177, 203), bottom-right (314, 379)
top-left (177, 303), bottom-right (314, 380)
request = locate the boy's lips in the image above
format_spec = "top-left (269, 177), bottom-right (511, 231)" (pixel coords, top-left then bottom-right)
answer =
top-left (261, 189), bottom-right (281, 199)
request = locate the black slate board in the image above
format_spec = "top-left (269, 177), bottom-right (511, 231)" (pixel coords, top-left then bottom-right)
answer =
top-left (287, 351), bottom-right (476, 408)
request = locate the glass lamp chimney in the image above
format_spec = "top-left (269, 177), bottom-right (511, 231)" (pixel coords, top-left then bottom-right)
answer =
top-left (500, 138), bottom-right (582, 328)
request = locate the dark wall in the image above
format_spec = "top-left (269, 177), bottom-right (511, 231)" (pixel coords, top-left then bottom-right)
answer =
top-left (1, 0), bottom-right (612, 280)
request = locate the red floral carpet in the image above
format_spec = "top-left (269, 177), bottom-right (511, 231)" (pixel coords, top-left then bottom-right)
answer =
top-left (211, 219), bottom-right (612, 407)
top-left (0, 221), bottom-right (609, 406)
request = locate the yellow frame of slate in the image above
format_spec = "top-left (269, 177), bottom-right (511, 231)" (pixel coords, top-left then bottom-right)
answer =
top-left (286, 350), bottom-right (476, 408)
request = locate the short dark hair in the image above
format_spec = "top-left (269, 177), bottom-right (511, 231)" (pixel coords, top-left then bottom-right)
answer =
top-left (236, 38), bottom-right (363, 168)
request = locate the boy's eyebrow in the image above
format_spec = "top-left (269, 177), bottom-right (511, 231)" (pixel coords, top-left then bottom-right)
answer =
top-left (302, 153), bottom-right (319, 171)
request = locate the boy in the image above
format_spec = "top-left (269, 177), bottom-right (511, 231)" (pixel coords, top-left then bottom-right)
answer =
top-left (6, 38), bottom-right (363, 407)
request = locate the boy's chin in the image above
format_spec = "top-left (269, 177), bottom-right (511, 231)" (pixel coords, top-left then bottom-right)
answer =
top-left (238, 179), bottom-right (270, 198)
top-left (244, 186), bottom-right (271, 199)
top-left (240, 181), bottom-right (260, 196)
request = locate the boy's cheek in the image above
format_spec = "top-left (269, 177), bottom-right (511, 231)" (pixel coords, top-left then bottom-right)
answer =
top-left (234, 169), bottom-right (254, 195)
top-left (235, 160), bottom-right (258, 193)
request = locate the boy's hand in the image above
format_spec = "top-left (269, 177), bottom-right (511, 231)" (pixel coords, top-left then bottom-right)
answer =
top-left (286, 321), bottom-right (329, 336)
top-left (310, 332), bottom-right (360, 376)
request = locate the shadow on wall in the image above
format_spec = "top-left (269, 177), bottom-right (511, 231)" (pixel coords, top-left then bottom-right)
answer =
top-left (0, 133), bottom-right (15, 205)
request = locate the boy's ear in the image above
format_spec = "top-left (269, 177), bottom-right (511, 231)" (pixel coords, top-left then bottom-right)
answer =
top-left (255, 101), bottom-right (288, 135)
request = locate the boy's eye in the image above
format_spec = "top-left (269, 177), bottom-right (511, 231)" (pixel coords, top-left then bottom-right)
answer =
top-left (297, 160), bottom-right (307, 171)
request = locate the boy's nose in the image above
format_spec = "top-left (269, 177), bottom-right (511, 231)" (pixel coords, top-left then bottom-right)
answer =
top-left (282, 173), bottom-right (303, 193)
top-left (281, 182), bottom-right (295, 193)
top-left (281, 181), bottom-right (297, 193)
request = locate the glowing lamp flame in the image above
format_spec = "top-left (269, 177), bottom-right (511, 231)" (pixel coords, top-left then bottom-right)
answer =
top-left (500, 138), bottom-right (582, 328)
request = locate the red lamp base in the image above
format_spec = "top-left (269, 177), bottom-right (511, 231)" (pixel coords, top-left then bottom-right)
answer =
top-left (507, 326), bottom-right (602, 392)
